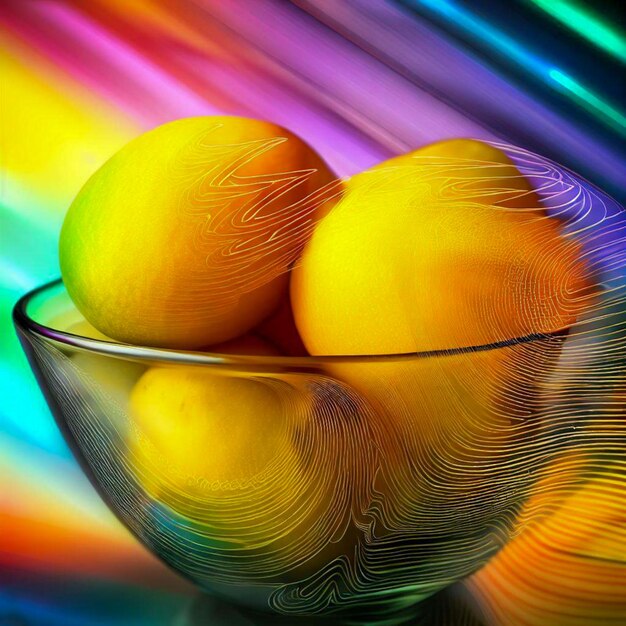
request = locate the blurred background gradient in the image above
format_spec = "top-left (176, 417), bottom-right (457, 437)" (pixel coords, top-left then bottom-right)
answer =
top-left (1, 1), bottom-right (625, 624)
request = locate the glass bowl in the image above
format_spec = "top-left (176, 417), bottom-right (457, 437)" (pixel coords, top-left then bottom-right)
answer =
top-left (14, 277), bottom-right (618, 622)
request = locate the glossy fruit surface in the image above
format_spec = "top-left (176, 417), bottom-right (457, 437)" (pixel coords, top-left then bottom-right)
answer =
top-left (60, 116), bottom-right (337, 349)
top-left (292, 140), bottom-right (591, 356)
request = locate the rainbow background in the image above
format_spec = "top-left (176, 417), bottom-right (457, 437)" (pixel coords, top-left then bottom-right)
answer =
top-left (1, 1), bottom-right (625, 624)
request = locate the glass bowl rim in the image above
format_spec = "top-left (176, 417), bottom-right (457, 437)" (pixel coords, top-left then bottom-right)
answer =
top-left (13, 278), bottom-right (567, 366)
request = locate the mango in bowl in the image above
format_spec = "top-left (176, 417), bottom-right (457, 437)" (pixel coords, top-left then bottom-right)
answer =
top-left (14, 135), bottom-right (619, 620)
top-left (14, 277), bottom-right (604, 618)
top-left (60, 116), bottom-right (338, 349)
top-left (129, 361), bottom-right (375, 595)
top-left (292, 140), bottom-right (590, 355)
top-left (290, 140), bottom-right (596, 592)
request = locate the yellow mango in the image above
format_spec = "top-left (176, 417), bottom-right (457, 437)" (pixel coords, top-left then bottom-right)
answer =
top-left (288, 141), bottom-right (594, 590)
top-left (130, 367), bottom-right (288, 486)
top-left (67, 319), bottom-right (115, 342)
top-left (60, 116), bottom-right (337, 349)
top-left (128, 337), bottom-right (374, 584)
top-left (291, 140), bottom-right (591, 355)
top-left (413, 138), bottom-right (541, 210)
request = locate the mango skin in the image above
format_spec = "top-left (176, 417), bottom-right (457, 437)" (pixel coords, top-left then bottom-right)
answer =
top-left (291, 139), bottom-right (591, 356)
top-left (67, 319), bottom-right (115, 342)
top-left (130, 367), bottom-right (288, 487)
top-left (60, 116), bottom-right (337, 349)
top-left (257, 295), bottom-right (308, 356)
top-left (288, 140), bottom-right (593, 590)
top-left (128, 336), bottom-right (374, 585)
top-left (414, 138), bottom-right (541, 210)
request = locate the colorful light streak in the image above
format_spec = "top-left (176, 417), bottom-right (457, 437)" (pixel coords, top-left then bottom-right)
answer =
top-left (549, 68), bottom-right (626, 129)
top-left (529, 0), bottom-right (626, 63)
top-left (0, 1), bottom-right (624, 623)
top-left (412, 0), bottom-right (626, 136)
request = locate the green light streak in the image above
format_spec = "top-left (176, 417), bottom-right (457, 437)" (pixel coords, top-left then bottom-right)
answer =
top-left (549, 69), bottom-right (626, 134)
top-left (530, 0), bottom-right (626, 63)
top-left (415, 1), bottom-right (626, 133)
